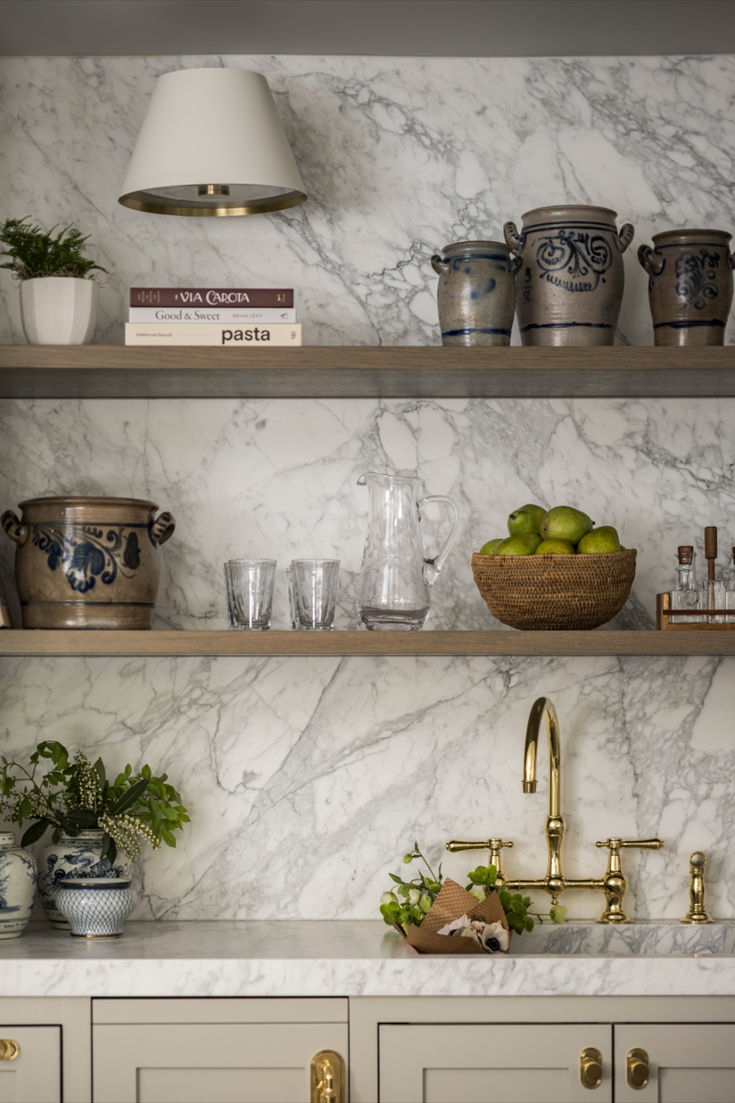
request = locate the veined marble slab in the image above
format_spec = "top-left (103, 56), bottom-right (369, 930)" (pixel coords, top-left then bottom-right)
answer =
top-left (1, 920), bottom-right (734, 998)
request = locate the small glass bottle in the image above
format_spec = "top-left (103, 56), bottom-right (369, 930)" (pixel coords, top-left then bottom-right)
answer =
top-left (725, 546), bottom-right (735, 625)
top-left (670, 545), bottom-right (701, 624)
top-left (699, 526), bottom-right (725, 625)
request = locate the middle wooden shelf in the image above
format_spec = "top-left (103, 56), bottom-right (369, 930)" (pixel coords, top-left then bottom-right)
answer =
top-left (1, 629), bottom-right (734, 657)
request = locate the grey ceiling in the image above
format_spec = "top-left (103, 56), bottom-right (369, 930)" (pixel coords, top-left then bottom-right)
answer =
top-left (3, 0), bottom-right (735, 57)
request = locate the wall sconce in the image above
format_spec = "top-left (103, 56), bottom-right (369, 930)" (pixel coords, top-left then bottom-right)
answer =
top-left (118, 67), bottom-right (307, 217)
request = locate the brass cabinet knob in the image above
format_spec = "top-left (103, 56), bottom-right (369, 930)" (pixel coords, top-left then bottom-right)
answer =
top-left (310, 1049), bottom-right (345, 1103)
top-left (626, 1047), bottom-right (649, 1090)
top-left (579, 1046), bottom-right (603, 1089)
top-left (0, 1039), bottom-right (20, 1061)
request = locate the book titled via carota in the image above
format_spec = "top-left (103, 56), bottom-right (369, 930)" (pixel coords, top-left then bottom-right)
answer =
top-left (130, 287), bottom-right (294, 307)
top-left (124, 322), bottom-right (302, 346)
top-left (129, 306), bottom-right (297, 323)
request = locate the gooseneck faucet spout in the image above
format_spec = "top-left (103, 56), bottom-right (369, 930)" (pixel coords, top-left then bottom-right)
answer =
top-left (523, 696), bottom-right (565, 899)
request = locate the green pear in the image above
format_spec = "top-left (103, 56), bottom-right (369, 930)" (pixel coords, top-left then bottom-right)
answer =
top-left (478, 538), bottom-right (504, 555)
top-left (576, 525), bottom-right (622, 554)
top-left (507, 503), bottom-right (546, 536)
top-left (540, 505), bottom-right (594, 544)
top-left (496, 533), bottom-right (542, 555)
top-left (535, 538), bottom-right (576, 554)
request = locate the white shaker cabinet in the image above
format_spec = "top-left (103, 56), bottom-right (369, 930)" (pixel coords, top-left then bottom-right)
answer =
top-left (92, 997), bottom-right (348, 1103)
top-left (0, 1026), bottom-right (61, 1103)
top-left (378, 1021), bottom-right (735, 1102)
top-left (378, 1022), bottom-right (613, 1102)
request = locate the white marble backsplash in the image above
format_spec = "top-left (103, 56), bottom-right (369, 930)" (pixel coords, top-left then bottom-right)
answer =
top-left (0, 54), bottom-right (734, 922)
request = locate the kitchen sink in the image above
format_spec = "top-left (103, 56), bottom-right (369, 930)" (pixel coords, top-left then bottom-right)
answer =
top-left (510, 920), bottom-right (735, 956)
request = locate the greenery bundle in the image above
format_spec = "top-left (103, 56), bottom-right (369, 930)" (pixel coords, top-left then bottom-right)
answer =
top-left (0, 740), bottom-right (189, 865)
top-left (0, 216), bottom-right (107, 280)
top-left (379, 842), bottom-right (566, 936)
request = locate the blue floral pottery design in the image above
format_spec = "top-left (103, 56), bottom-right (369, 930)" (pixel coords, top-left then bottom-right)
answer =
top-left (1, 496), bottom-right (175, 629)
top-left (0, 831), bottom-right (37, 939)
top-left (38, 829), bottom-right (127, 930)
top-left (504, 205), bottom-right (634, 346)
top-left (54, 878), bottom-right (136, 938)
top-left (638, 228), bottom-right (734, 346)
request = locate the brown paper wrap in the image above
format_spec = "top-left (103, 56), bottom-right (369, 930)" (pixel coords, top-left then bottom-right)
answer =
top-left (394, 878), bottom-right (511, 955)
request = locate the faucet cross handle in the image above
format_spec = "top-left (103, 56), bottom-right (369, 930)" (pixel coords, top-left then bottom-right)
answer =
top-left (446, 838), bottom-right (513, 882)
top-left (595, 838), bottom-right (664, 924)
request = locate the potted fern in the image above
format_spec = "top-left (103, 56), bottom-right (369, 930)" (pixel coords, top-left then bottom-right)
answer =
top-left (0, 216), bottom-right (107, 345)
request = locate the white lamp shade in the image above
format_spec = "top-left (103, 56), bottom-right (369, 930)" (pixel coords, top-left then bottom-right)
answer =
top-left (118, 67), bottom-right (307, 216)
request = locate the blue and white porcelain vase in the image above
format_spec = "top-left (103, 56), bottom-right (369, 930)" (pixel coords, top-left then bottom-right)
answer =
top-left (38, 829), bottom-right (124, 930)
top-left (54, 878), bottom-right (136, 939)
top-left (0, 831), bottom-right (37, 939)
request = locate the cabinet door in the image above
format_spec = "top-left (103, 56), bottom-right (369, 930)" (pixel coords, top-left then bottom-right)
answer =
top-left (0, 1026), bottom-right (61, 1103)
top-left (615, 1024), bottom-right (735, 1102)
top-left (93, 1021), bottom-right (348, 1103)
top-left (378, 1022), bottom-right (612, 1103)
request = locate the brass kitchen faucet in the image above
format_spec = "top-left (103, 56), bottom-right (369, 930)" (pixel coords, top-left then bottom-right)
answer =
top-left (447, 696), bottom-right (663, 923)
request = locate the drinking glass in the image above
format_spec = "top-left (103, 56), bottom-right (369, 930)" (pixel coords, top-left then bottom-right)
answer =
top-left (288, 559), bottom-right (340, 630)
top-left (224, 559), bottom-right (276, 630)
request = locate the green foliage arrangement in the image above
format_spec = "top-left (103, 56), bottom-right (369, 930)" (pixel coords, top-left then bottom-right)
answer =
top-left (0, 216), bottom-right (107, 280)
top-left (0, 740), bottom-right (189, 865)
top-left (379, 842), bottom-right (566, 936)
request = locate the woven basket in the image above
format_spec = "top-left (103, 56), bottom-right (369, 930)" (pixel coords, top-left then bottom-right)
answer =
top-left (472, 548), bottom-right (637, 630)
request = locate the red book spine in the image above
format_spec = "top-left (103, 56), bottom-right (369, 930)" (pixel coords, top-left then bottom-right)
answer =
top-left (130, 288), bottom-right (294, 307)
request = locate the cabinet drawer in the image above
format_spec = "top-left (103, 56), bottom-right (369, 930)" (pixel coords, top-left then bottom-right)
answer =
top-left (93, 1021), bottom-right (348, 1103)
top-left (0, 1026), bottom-right (61, 1103)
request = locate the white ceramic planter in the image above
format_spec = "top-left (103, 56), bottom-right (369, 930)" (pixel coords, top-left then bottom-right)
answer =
top-left (20, 276), bottom-right (98, 344)
top-left (54, 878), bottom-right (136, 938)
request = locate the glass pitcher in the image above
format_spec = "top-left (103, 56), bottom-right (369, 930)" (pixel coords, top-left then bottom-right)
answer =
top-left (357, 471), bottom-right (459, 630)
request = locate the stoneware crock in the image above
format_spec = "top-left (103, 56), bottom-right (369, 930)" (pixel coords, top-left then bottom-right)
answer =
top-left (431, 240), bottom-right (519, 346)
top-left (638, 228), bottom-right (734, 345)
top-left (1, 496), bottom-right (175, 629)
top-left (504, 204), bottom-right (634, 346)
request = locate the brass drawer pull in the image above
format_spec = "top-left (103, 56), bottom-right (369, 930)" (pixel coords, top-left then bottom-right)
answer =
top-left (580, 1046), bottom-right (603, 1089)
top-left (627, 1047), bottom-right (649, 1090)
top-left (0, 1038), bottom-right (20, 1061)
top-left (310, 1049), bottom-right (345, 1103)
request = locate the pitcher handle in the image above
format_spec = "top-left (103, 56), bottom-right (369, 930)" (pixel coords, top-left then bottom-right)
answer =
top-left (1, 510), bottom-right (28, 547)
top-left (418, 495), bottom-right (460, 586)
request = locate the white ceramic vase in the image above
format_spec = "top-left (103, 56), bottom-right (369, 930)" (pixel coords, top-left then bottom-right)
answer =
top-left (37, 829), bottom-right (124, 929)
top-left (20, 276), bottom-right (98, 344)
top-left (54, 878), bottom-right (136, 939)
top-left (0, 831), bottom-right (37, 939)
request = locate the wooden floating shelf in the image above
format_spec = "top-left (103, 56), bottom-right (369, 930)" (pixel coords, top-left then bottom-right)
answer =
top-left (2, 345), bottom-right (735, 399)
top-left (1, 629), bottom-right (734, 657)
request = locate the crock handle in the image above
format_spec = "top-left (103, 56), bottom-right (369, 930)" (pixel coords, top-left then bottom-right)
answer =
top-left (637, 243), bottom-right (665, 276)
top-left (503, 221), bottom-right (525, 253)
top-left (1, 510), bottom-right (28, 547)
top-left (617, 222), bottom-right (635, 253)
top-left (149, 510), bottom-right (175, 546)
top-left (431, 254), bottom-right (450, 276)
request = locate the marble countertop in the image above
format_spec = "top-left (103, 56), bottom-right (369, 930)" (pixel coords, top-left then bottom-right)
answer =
top-left (2, 920), bottom-right (735, 999)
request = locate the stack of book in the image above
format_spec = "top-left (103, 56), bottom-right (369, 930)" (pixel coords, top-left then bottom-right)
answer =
top-left (124, 287), bottom-right (301, 346)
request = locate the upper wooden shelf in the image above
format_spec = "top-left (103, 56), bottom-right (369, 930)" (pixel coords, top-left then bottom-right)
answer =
top-left (1, 629), bottom-right (734, 657)
top-left (2, 345), bottom-right (735, 399)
